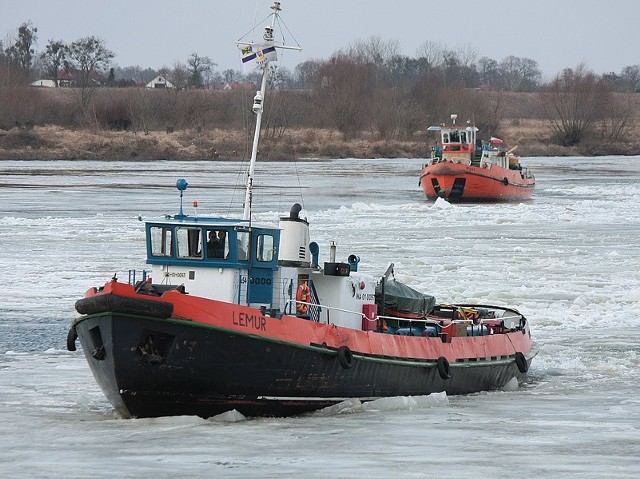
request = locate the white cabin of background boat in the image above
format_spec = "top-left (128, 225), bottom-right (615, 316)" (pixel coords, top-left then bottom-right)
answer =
top-left (425, 114), bottom-right (521, 170)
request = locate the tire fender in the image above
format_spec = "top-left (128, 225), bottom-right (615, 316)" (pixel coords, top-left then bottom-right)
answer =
top-left (66, 326), bottom-right (78, 352)
top-left (337, 346), bottom-right (353, 369)
top-left (437, 356), bottom-right (451, 380)
top-left (515, 352), bottom-right (528, 373)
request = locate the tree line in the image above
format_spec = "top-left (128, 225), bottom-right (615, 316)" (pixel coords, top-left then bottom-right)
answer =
top-left (2, 21), bottom-right (639, 150)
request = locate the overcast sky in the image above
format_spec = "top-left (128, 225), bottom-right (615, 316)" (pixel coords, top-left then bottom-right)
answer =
top-left (3, 0), bottom-right (639, 79)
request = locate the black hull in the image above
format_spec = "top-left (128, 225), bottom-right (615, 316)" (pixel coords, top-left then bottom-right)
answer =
top-left (74, 313), bottom-right (532, 418)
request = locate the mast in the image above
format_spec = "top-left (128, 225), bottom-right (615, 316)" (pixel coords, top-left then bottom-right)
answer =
top-left (236, 2), bottom-right (302, 220)
top-left (242, 1), bottom-right (280, 221)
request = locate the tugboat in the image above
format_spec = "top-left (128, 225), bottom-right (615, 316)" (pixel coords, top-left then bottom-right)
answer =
top-left (419, 114), bottom-right (536, 202)
top-left (67, 3), bottom-right (535, 418)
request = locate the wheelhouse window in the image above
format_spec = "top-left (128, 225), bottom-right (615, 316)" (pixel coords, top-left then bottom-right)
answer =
top-left (256, 234), bottom-right (274, 262)
top-left (237, 230), bottom-right (249, 261)
top-left (206, 229), bottom-right (229, 259)
top-left (176, 227), bottom-right (203, 259)
top-left (150, 226), bottom-right (173, 257)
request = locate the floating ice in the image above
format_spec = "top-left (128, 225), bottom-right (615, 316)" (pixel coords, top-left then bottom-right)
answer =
top-left (209, 409), bottom-right (247, 423)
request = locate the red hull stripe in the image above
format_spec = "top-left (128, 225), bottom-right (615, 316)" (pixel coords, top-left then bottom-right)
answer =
top-left (85, 281), bottom-right (533, 364)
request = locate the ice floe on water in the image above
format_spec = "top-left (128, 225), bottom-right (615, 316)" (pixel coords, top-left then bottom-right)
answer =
top-left (1, 157), bottom-right (639, 478)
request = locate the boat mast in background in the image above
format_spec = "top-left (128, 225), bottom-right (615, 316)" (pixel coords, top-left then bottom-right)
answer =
top-left (237, 2), bottom-right (301, 220)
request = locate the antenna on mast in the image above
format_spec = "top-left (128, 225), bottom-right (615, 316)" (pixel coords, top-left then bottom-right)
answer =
top-left (237, 2), bottom-right (301, 221)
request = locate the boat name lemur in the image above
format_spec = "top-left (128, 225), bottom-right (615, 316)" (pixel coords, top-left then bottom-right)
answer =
top-left (232, 311), bottom-right (267, 331)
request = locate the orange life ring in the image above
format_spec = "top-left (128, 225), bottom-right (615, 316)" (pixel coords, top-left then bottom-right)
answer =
top-left (296, 283), bottom-right (311, 314)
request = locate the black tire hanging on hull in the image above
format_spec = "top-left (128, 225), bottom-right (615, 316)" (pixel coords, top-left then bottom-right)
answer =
top-left (515, 352), bottom-right (528, 373)
top-left (337, 346), bottom-right (354, 369)
top-left (437, 356), bottom-right (451, 380)
top-left (66, 325), bottom-right (78, 351)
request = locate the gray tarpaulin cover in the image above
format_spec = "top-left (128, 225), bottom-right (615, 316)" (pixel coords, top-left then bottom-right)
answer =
top-left (376, 278), bottom-right (436, 317)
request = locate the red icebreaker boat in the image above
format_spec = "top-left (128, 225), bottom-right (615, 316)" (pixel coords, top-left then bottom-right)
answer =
top-left (419, 114), bottom-right (536, 202)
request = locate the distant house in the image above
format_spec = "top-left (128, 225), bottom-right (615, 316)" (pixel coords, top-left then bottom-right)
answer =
top-left (54, 69), bottom-right (106, 87)
top-left (57, 70), bottom-right (75, 87)
top-left (31, 79), bottom-right (57, 88)
top-left (146, 75), bottom-right (174, 89)
top-left (88, 70), bottom-right (107, 87)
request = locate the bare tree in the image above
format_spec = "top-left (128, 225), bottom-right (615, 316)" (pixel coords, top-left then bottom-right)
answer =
top-left (455, 44), bottom-right (479, 69)
top-left (482, 89), bottom-right (504, 136)
top-left (127, 89), bottom-right (169, 134)
top-left (415, 40), bottom-right (446, 69)
top-left (0, 24), bottom-right (42, 127)
top-left (369, 87), bottom-right (404, 140)
top-left (597, 94), bottom-right (633, 143)
top-left (114, 65), bottom-right (158, 84)
top-left (518, 58), bottom-right (542, 92)
top-left (349, 35), bottom-right (399, 67)
top-left (187, 53), bottom-right (215, 88)
top-left (222, 69), bottom-right (239, 85)
top-left (294, 60), bottom-right (322, 89)
top-left (620, 65), bottom-right (640, 93)
top-left (444, 49), bottom-right (480, 88)
top-left (478, 56), bottom-right (500, 88)
top-left (41, 39), bottom-right (65, 87)
top-left (170, 62), bottom-right (189, 91)
top-left (498, 56), bottom-right (541, 92)
top-left (66, 36), bottom-right (114, 110)
top-left (267, 64), bottom-right (293, 89)
top-left (539, 64), bottom-right (611, 146)
top-left (4, 21), bottom-right (38, 71)
top-left (348, 36), bottom-right (401, 88)
top-left (313, 54), bottom-right (376, 140)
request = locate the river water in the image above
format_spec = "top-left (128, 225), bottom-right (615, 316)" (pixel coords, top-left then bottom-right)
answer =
top-left (0, 156), bottom-right (639, 478)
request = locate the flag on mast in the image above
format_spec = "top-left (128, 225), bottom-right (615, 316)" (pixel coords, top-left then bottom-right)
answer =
top-left (240, 43), bottom-right (277, 73)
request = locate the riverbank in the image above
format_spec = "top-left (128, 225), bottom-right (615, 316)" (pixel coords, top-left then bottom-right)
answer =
top-left (1, 120), bottom-right (639, 161)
